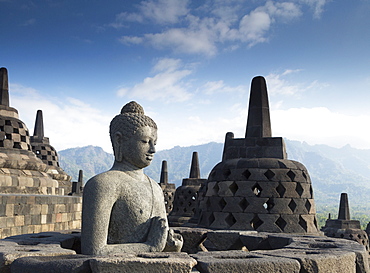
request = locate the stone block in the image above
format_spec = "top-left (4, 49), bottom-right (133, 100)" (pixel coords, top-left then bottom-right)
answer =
top-left (171, 227), bottom-right (209, 254)
top-left (206, 230), bottom-right (245, 251)
top-left (222, 197), bottom-right (244, 213)
top-left (0, 240), bottom-right (75, 273)
top-left (230, 213), bottom-right (255, 230)
top-left (254, 248), bottom-right (356, 273)
top-left (217, 181), bottom-right (237, 196)
top-left (90, 252), bottom-right (196, 273)
top-left (5, 204), bottom-right (14, 216)
top-left (234, 181), bottom-right (255, 197)
top-left (191, 250), bottom-right (300, 273)
top-left (10, 254), bottom-right (92, 273)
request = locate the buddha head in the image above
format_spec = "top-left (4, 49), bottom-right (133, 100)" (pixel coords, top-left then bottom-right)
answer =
top-left (110, 101), bottom-right (158, 168)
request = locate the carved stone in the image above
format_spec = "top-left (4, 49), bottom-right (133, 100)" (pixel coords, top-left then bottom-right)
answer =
top-left (81, 101), bottom-right (182, 255)
top-left (198, 76), bottom-right (319, 233)
top-left (168, 152), bottom-right (207, 226)
top-left (322, 193), bottom-right (369, 253)
top-left (158, 160), bottom-right (176, 214)
top-left (30, 110), bottom-right (72, 194)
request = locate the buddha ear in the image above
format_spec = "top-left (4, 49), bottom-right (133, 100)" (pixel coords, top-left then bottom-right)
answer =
top-left (113, 132), bottom-right (123, 162)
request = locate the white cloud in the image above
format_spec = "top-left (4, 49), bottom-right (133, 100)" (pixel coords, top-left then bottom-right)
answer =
top-left (119, 36), bottom-right (144, 45)
top-left (9, 83), bottom-right (113, 153)
top-left (265, 69), bottom-right (326, 97)
top-left (117, 1), bottom-right (304, 55)
top-left (272, 107), bottom-right (370, 149)
top-left (111, 0), bottom-right (189, 27)
top-left (300, 0), bottom-right (330, 19)
top-left (144, 27), bottom-right (218, 56)
top-left (239, 11), bottom-right (271, 45)
top-left (200, 80), bottom-right (247, 95)
top-left (116, 58), bottom-right (193, 102)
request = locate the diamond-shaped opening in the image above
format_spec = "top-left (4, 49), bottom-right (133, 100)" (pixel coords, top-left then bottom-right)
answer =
top-left (309, 185), bottom-right (313, 197)
top-left (275, 216), bottom-right (287, 231)
top-left (223, 169), bottom-right (231, 179)
top-left (263, 198), bottom-right (274, 211)
top-left (250, 215), bottom-right (263, 230)
top-left (276, 183), bottom-right (286, 198)
top-left (299, 215), bottom-right (307, 231)
top-left (238, 198), bottom-right (249, 211)
top-left (349, 234), bottom-right (354, 239)
top-left (213, 183), bottom-right (220, 194)
top-left (219, 198), bottom-right (227, 210)
top-left (225, 213), bottom-right (237, 227)
top-left (252, 183), bottom-right (262, 197)
top-left (229, 182), bottom-right (238, 195)
top-left (287, 170), bottom-right (296, 181)
top-left (242, 169), bottom-right (251, 180)
top-left (264, 169), bottom-right (275, 180)
top-left (302, 171), bottom-right (307, 181)
top-left (305, 199), bottom-right (312, 213)
top-left (208, 213), bottom-right (215, 226)
top-left (288, 199), bottom-right (297, 213)
top-left (295, 183), bottom-right (304, 197)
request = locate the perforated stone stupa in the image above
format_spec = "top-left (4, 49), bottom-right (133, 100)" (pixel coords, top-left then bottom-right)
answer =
top-left (169, 152), bottom-right (207, 226)
top-left (198, 76), bottom-right (319, 233)
top-left (322, 193), bottom-right (369, 252)
top-left (0, 67), bottom-right (61, 195)
top-left (30, 109), bottom-right (72, 194)
top-left (158, 160), bottom-right (176, 214)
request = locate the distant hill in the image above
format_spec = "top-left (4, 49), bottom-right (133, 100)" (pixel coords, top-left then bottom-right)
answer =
top-left (58, 140), bottom-right (370, 209)
top-left (59, 146), bottom-right (114, 183)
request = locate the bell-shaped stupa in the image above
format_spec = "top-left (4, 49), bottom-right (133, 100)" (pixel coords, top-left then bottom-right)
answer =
top-left (30, 109), bottom-right (72, 193)
top-left (198, 76), bottom-right (319, 233)
top-left (0, 67), bottom-right (62, 195)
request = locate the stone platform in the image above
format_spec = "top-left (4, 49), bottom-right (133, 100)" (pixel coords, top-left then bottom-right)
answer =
top-left (0, 229), bottom-right (368, 273)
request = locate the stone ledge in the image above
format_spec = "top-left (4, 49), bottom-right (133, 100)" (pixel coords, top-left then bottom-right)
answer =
top-left (0, 230), bottom-right (369, 273)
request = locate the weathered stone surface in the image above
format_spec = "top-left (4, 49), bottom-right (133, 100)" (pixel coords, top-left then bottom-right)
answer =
top-left (0, 240), bottom-right (75, 273)
top-left (198, 77), bottom-right (319, 234)
top-left (171, 227), bottom-right (209, 254)
top-left (255, 248), bottom-right (356, 273)
top-left (169, 152), bottom-right (207, 226)
top-left (81, 102), bottom-right (182, 255)
top-left (206, 230), bottom-right (251, 251)
top-left (89, 252), bottom-right (196, 273)
top-left (10, 254), bottom-right (91, 273)
top-left (191, 250), bottom-right (301, 273)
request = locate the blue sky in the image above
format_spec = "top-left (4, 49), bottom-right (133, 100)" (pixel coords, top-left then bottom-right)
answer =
top-left (1, 0), bottom-right (370, 153)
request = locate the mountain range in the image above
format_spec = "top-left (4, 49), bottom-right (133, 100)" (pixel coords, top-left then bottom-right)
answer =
top-left (58, 140), bottom-right (370, 210)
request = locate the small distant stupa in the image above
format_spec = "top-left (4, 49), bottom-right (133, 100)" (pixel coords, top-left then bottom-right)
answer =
top-left (168, 152), bottom-right (207, 226)
top-left (158, 160), bottom-right (176, 214)
top-left (30, 109), bottom-right (71, 193)
top-left (322, 193), bottom-right (369, 252)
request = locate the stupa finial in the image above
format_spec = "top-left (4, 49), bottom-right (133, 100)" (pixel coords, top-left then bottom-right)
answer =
top-left (0, 67), bottom-right (10, 107)
top-left (160, 160), bottom-right (168, 185)
top-left (245, 76), bottom-right (272, 138)
top-left (78, 170), bottom-right (84, 183)
top-left (338, 192), bottom-right (350, 220)
top-left (33, 110), bottom-right (44, 138)
top-left (189, 151), bottom-right (200, 179)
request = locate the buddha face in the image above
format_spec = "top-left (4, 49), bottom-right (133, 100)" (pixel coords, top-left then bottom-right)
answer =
top-left (121, 126), bottom-right (157, 169)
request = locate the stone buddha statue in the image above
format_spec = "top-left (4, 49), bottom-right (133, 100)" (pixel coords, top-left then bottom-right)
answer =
top-left (81, 101), bottom-right (182, 255)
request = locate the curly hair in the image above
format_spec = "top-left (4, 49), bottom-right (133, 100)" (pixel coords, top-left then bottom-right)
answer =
top-left (109, 101), bottom-right (157, 142)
